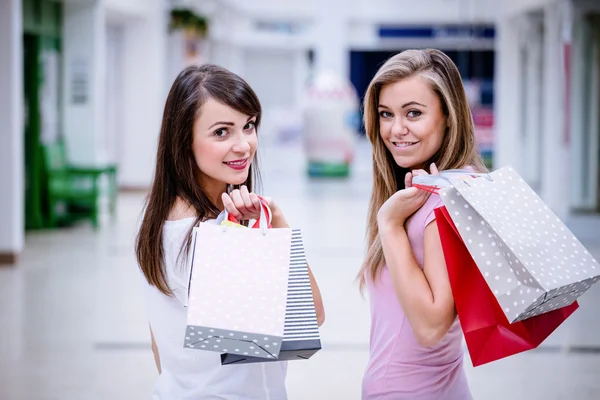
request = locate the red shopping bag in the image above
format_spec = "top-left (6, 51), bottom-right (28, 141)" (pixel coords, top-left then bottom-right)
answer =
top-left (434, 206), bottom-right (579, 367)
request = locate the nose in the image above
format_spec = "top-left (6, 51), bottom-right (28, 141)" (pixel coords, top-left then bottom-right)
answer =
top-left (231, 131), bottom-right (251, 154)
top-left (390, 117), bottom-right (407, 137)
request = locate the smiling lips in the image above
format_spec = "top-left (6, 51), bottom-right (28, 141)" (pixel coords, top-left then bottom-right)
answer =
top-left (392, 141), bottom-right (419, 149)
top-left (223, 159), bottom-right (248, 170)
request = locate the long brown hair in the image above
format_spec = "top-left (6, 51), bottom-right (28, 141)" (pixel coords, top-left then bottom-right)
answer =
top-left (136, 64), bottom-right (263, 296)
top-left (358, 49), bottom-right (486, 291)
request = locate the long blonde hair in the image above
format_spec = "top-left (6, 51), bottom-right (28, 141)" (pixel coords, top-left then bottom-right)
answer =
top-left (358, 49), bottom-right (486, 291)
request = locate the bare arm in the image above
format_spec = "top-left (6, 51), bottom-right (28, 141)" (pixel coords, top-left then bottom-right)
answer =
top-left (150, 325), bottom-right (162, 374)
top-left (306, 263), bottom-right (325, 326)
top-left (271, 209), bottom-right (325, 326)
top-left (379, 220), bottom-right (455, 347)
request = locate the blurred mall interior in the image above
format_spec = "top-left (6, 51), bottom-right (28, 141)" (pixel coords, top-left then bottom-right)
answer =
top-left (0, 0), bottom-right (600, 398)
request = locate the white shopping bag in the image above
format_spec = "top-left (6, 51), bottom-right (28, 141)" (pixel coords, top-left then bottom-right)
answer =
top-left (414, 166), bottom-right (600, 323)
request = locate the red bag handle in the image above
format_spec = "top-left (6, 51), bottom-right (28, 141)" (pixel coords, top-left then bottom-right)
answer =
top-left (226, 195), bottom-right (272, 229)
top-left (413, 183), bottom-right (441, 194)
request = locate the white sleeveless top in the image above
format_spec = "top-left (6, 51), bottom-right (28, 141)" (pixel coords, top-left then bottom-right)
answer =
top-left (140, 217), bottom-right (288, 399)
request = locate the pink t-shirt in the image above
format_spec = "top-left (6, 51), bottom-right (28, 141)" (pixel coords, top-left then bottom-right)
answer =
top-left (362, 194), bottom-right (472, 400)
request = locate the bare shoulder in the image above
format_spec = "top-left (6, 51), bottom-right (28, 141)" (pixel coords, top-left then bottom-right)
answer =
top-left (166, 197), bottom-right (197, 221)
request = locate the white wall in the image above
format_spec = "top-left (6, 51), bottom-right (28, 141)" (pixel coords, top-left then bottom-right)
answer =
top-left (62, 0), bottom-right (107, 165)
top-left (211, 0), bottom-right (500, 70)
top-left (494, 0), bottom-right (574, 217)
top-left (312, 0), bottom-right (348, 77)
top-left (210, 42), bottom-right (246, 77)
top-left (219, 0), bottom-right (317, 19)
top-left (118, 0), bottom-right (168, 188)
top-left (61, 0), bottom-right (168, 188)
top-left (347, 0), bottom-right (498, 23)
top-left (540, 1), bottom-right (571, 219)
top-left (209, 7), bottom-right (253, 76)
top-left (222, 0), bottom-right (498, 22)
top-left (105, 25), bottom-right (124, 165)
top-left (570, 9), bottom-right (600, 210)
top-left (520, 15), bottom-right (544, 189)
top-left (501, 0), bottom-right (555, 17)
top-left (494, 0), bottom-right (600, 217)
top-left (493, 15), bottom-right (523, 172)
top-left (104, 0), bottom-right (147, 18)
top-left (208, 0), bottom-right (498, 121)
top-left (243, 50), bottom-right (297, 109)
top-left (242, 48), bottom-right (303, 140)
top-left (0, 0), bottom-right (24, 260)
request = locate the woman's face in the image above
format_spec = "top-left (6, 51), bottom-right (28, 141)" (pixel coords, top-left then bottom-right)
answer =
top-left (378, 75), bottom-right (447, 170)
top-left (192, 98), bottom-right (258, 191)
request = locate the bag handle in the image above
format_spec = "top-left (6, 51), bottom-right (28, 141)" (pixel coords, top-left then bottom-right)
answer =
top-left (216, 195), bottom-right (272, 235)
top-left (412, 170), bottom-right (493, 194)
top-left (436, 169), bottom-right (492, 179)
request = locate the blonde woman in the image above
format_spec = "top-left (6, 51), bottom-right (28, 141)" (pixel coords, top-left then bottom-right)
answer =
top-left (359, 49), bottom-right (486, 399)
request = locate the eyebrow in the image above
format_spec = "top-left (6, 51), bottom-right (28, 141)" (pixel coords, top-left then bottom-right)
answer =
top-left (378, 101), bottom-right (427, 109)
top-left (208, 116), bottom-right (256, 130)
top-left (208, 121), bottom-right (234, 129)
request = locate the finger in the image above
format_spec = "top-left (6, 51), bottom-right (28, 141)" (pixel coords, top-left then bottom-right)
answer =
top-left (404, 186), bottom-right (426, 198)
top-left (430, 162), bottom-right (439, 175)
top-left (222, 193), bottom-right (242, 219)
top-left (229, 190), bottom-right (249, 219)
top-left (248, 192), bottom-right (262, 213)
top-left (240, 185), bottom-right (257, 211)
top-left (405, 185), bottom-right (429, 200)
top-left (405, 172), bottom-right (413, 188)
top-left (411, 169), bottom-right (429, 177)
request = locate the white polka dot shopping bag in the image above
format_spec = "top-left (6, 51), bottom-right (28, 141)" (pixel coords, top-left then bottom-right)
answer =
top-left (414, 166), bottom-right (600, 323)
top-left (183, 200), bottom-right (321, 364)
top-left (414, 166), bottom-right (599, 365)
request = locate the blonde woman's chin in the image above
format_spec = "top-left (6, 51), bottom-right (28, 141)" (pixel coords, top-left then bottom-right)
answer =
top-left (393, 158), bottom-right (422, 170)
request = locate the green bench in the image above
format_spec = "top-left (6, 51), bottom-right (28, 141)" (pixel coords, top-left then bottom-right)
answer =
top-left (43, 138), bottom-right (118, 228)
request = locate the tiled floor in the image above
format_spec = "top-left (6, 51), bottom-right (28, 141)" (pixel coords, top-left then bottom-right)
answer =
top-left (1, 138), bottom-right (599, 399)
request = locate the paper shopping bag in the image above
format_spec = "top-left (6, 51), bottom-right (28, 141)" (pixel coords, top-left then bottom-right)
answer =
top-left (221, 228), bottom-right (322, 365)
top-left (183, 202), bottom-right (292, 360)
top-left (435, 206), bottom-right (579, 366)
top-left (415, 166), bottom-right (600, 323)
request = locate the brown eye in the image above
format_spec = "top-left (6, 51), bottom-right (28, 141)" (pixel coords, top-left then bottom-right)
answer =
top-left (214, 128), bottom-right (228, 137)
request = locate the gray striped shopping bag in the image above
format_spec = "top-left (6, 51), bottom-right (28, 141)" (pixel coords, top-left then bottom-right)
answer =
top-left (221, 228), bottom-right (322, 364)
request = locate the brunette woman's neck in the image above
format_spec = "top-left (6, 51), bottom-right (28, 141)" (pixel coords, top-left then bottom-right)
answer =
top-left (167, 197), bottom-right (197, 221)
top-left (196, 175), bottom-right (227, 211)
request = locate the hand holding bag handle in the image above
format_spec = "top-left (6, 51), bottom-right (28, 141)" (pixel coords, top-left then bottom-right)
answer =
top-left (216, 195), bottom-right (272, 235)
